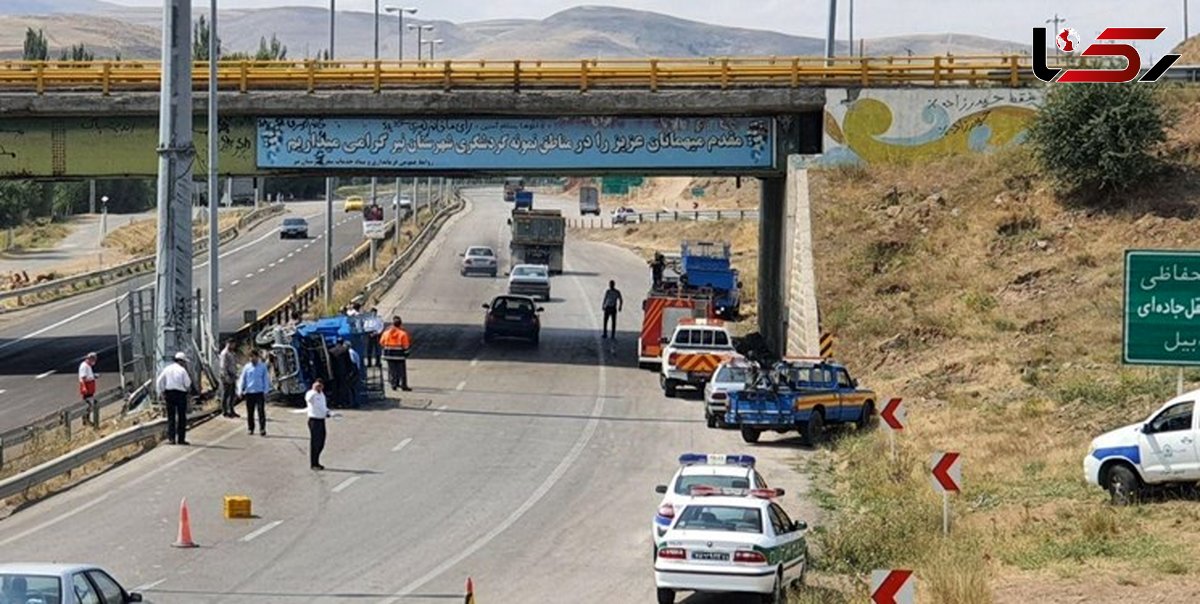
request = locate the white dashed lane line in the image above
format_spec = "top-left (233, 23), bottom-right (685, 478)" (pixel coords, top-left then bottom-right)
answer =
top-left (231, 280), bottom-right (240, 286)
top-left (433, 405), bottom-right (448, 416)
top-left (392, 438), bottom-right (413, 453)
top-left (240, 520), bottom-right (284, 543)
top-left (35, 370), bottom-right (54, 380)
top-left (332, 476), bottom-right (361, 493)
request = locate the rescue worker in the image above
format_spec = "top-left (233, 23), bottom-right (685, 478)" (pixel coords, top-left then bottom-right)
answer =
top-left (78, 351), bottom-right (98, 406)
top-left (364, 307), bottom-right (384, 367)
top-left (306, 379), bottom-right (330, 470)
top-left (601, 280), bottom-right (623, 339)
top-left (379, 315), bottom-right (412, 391)
top-left (238, 352), bottom-right (270, 436)
top-left (219, 340), bottom-right (240, 418)
top-left (650, 252), bottom-right (665, 288)
top-left (155, 352), bottom-right (192, 445)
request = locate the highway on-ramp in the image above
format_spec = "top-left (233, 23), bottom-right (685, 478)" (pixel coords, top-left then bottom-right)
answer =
top-left (0, 188), bottom-right (817, 604)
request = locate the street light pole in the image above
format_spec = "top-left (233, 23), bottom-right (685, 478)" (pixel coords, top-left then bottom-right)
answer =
top-left (408, 23), bottom-right (433, 65)
top-left (426, 38), bottom-right (443, 60)
top-left (325, 0), bottom-right (336, 308)
top-left (207, 0), bottom-right (220, 365)
top-left (825, 0), bottom-right (838, 65)
top-left (384, 5), bottom-right (417, 61)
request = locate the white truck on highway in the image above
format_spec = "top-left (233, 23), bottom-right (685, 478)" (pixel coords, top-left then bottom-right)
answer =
top-left (1086, 388), bottom-right (1200, 504)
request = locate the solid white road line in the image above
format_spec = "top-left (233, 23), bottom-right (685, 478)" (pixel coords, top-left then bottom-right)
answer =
top-left (132, 579), bottom-right (166, 592)
top-left (230, 280), bottom-right (240, 286)
top-left (391, 437), bottom-right (413, 453)
top-left (34, 370), bottom-right (54, 379)
top-left (432, 405), bottom-right (448, 416)
top-left (240, 520), bottom-right (284, 542)
top-left (332, 476), bottom-right (361, 493)
top-left (455, 381), bottom-right (466, 391)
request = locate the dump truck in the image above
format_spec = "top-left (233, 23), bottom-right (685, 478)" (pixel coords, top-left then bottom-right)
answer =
top-left (509, 209), bottom-right (565, 274)
top-left (579, 185), bottom-right (600, 215)
top-left (680, 240), bottom-right (741, 319)
top-left (503, 177), bottom-right (525, 202)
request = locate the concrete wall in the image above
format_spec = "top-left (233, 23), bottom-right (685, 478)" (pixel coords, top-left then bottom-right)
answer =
top-left (822, 88), bottom-right (1043, 165)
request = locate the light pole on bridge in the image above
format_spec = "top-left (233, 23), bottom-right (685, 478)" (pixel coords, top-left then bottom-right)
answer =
top-left (325, 0), bottom-right (336, 308)
top-left (386, 5), bottom-right (418, 245)
top-left (425, 38), bottom-right (443, 61)
top-left (409, 23), bottom-right (433, 66)
top-left (207, 0), bottom-right (220, 368)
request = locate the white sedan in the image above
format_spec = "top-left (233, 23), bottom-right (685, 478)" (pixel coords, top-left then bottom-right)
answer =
top-left (704, 360), bottom-right (754, 429)
top-left (654, 488), bottom-right (807, 604)
top-left (507, 264), bottom-right (551, 301)
top-left (653, 453), bottom-right (772, 540)
top-left (0, 563), bottom-right (145, 603)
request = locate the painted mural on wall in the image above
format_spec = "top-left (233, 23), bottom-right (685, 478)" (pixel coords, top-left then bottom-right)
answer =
top-left (823, 88), bottom-right (1043, 165)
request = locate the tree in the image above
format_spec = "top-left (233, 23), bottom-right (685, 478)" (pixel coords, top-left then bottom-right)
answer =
top-left (1029, 83), bottom-right (1169, 196)
top-left (23, 28), bottom-right (48, 61)
top-left (59, 43), bottom-right (94, 62)
top-left (193, 14), bottom-right (221, 61)
top-left (255, 34), bottom-right (287, 61)
top-left (0, 181), bottom-right (43, 228)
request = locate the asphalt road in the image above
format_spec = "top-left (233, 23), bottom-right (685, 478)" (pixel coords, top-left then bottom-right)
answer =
top-left (0, 188), bottom-right (818, 604)
top-left (0, 199), bottom-right (402, 434)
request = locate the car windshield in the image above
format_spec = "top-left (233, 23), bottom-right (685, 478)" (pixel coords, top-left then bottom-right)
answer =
top-left (467, 248), bottom-right (494, 257)
top-left (512, 266), bottom-right (546, 278)
top-left (283, 218), bottom-right (306, 225)
top-left (674, 505), bottom-right (762, 534)
top-left (714, 365), bottom-right (751, 384)
top-left (492, 298), bottom-right (535, 314)
top-left (1, 574), bottom-right (62, 602)
top-left (674, 474), bottom-right (751, 495)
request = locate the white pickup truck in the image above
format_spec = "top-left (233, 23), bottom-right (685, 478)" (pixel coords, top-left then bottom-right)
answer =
top-left (659, 318), bottom-right (739, 398)
top-left (1086, 388), bottom-right (1200, 504)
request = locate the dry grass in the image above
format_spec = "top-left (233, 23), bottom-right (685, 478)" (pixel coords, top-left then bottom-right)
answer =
top-left (102, 212), bottom-right (244, 258)
top-left (318, 206), bottom-right (438, 316)
top-left (0, 219), bottom-right (70, 251)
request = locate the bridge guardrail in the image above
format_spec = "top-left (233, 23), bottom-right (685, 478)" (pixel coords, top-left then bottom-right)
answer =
top-left (0, 204), bottom-right (285, 312)
top-left (0, 55), bottom-right (1082, 94)
top-left (568, 208), bottom-right (759, 228)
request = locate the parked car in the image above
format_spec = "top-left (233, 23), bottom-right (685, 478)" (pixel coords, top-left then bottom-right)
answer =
top-left (508, 264), bottom-right (551, 301)
top-left (483, 295), bottom-right (543, 344)
top-left (461, 246), bottom-right (498, 277)
top-left (343, 195), bottom-right (364, 212)
top-left (0, 563), bottom-right (145, 603)
top-left (1086, 387), bottom-right (1200, 504)
top-left (612, 207), bottom-right (638, 224)
top-left (704, 359), bottom-right (754, 429)
top-left (279, 216), bottom-right (309, 239)
top-left (652, 453), bottom-right (771, 540)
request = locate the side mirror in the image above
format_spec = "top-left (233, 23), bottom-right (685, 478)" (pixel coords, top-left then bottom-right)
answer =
top-left (537, 307), bottom-right (545, 313)
top-left (655, 485), bottom-right (668, 494)
top-left (793, 520), bottom-right (807, 532)
top-left (507, 218), bottom-right (512, 225)
top-left (660, 337), bottom-right (670, 345)
top-left (128, 594), bottom-right (144, 603)
top-left (482, 303), bottom-right (490, 309)
top-left (851, 378), bottom-right (859, 388)
top-left (1143, 423), bottom-right (1153, 434)
top-left (737, 281), bottom-right (744, 289)
top-left (776, 488), bottom-right (786, 496)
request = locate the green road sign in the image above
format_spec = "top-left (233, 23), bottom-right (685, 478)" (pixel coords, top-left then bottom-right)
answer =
top-left (1124, 250), bottom-right (1200, 365)
top-left (691, 186), bottom-right (705, 197)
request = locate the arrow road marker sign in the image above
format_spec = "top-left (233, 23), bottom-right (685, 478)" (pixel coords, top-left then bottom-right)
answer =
top-left (881, 397), bottom-right (906, 431)
top-left (931, 451), bottom-right (962, 493)
top-left (871, 569), bottom-right (915, 604)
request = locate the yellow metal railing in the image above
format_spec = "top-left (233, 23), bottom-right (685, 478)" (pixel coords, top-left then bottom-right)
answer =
top-left (0, 55), bottom-right (1062, 95)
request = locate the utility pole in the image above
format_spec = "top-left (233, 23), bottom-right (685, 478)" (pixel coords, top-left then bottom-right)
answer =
top-left (825, 0), bottom-right (838, 65)
top-left (89, 179), bottom-right (96, 214)
top-left (207, 0), bottom-right (220, 366)
top-left (370, 0), bottom-right (380, 273)
top-left (1187, 0), bottom-right (1191, 41)
top-left (324, 0), bottom-right (336, 308)
top-left (154, 0), bottom-right (196, 367)
top-left (848, 0), bottom-right (854, 57)
top-left (1046, 14), bottom-right (1066, 55)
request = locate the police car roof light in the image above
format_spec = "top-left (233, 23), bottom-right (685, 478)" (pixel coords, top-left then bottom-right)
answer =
top-left (678, 453), bottom-right (756, 467)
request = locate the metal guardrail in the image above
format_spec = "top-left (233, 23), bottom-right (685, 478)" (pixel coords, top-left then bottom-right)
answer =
top-left (0, 204), bottom-right (285, 311)
top-left (569, 208), bottom-right (759, 228)
top-left (360, 193), bottom-right (466, 305)
top-left (0, 55), bottom-right (1078, 94)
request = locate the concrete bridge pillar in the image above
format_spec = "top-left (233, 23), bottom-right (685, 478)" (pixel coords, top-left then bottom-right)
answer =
top-left (757, 176), bottom-right (786, 355)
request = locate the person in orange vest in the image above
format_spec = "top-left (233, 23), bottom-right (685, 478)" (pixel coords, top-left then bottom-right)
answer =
top-left (379, 315), bottom-right (412, 392)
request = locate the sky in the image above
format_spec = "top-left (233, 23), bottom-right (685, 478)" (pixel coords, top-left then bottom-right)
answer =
top-left (106, 0), bottom-right (1192, 61)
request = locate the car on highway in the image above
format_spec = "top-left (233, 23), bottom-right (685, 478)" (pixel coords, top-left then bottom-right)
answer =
top-left (343, 195), bottom-right (364, 213)
top-left (653, 453), bottom-right (771, 539)
top-left (483, 295), bottom-right (544, 345)
top-left (612, 206), bottom-right (638, 224)
top-left (0, 563), bottom-right (145, 603)
top-left (279, 216), bottom-right (309, 239)
top-left (1085, 387), bottom-right (1200, 505)
top-left (393, 195), bottom-right (413, 212)
top-left (460, 246), bottom-right (498, 277)
top-left (507, 264), bottom-right (551, 301)
top-left (654, 487), bottom-right (807, 604)
top-left (704, 359), bottom-right (754, 429)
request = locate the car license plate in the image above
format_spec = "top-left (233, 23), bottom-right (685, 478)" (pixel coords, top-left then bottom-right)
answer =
top-left (692, 551), bottom-right (729, 561)
top-left (505, 314), bottom-right (522, 321)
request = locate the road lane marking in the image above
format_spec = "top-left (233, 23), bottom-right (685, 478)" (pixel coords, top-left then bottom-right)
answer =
top-left (332, 476), bottom-right (361, 493)
top-left (230, 280), bottom-right (240, 286)
top-left (0, 390), bottom-right (7, 395)
top-left (432, 404), bottom-right (448, 416)
top-left (381, 254), bottom-right (608, 604)
top-left (245, 273), bottom-right (254, 279)
top-left (455, 381), bottom-right (466, 391)
top-left (218, 288), bottom-right (224, 294)
top-left (258, 268), bottom-right (266, 273)
top-left (268, 263), bottom-right (276, 268)
top-left (289, 408), bottom-right (308, 414)
top-left (391, 437), bottom-right (412, 452)
top-left (35, 370), bottom-right (54, 379)
top-left (133, 579), bottom-right (166, 592)
top-left (469, 358), bottom-right (479, 367)
top-left (287, 252), bottom-right (295, 258)
top-left (0, 493), bottom-right (112, 548)
top-left (240, 520), bottom-right (284, 542)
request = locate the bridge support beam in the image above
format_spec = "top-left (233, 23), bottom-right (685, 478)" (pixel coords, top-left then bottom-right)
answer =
top-left (784, 156), bottom-right (820, 357)
top-left (153, 0), bottom-right (196, 368)
top-left (757, 176), bottom-right (787, 356)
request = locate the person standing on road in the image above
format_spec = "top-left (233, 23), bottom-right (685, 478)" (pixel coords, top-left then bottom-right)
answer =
top-left (238, 352), bottom-right (270, 436)
top-left (364, 307), bottom-right (384, 368)
top-left (306, 379), bottom-right (330, 470)
top-left (219, 340), bottom-right (240, 418)
top-left (78, 351), bottom-right (98, 405)
top-left (155, 352), bottom-right (192, 445)
top-left (650, 253), bottom-right (666, 288)
top-left (379, 315), bottom-right (412, 392)
top-left (602, 280), bottom-right (624, 339)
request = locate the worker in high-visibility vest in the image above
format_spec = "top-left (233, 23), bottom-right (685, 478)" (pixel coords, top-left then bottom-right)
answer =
top-left (379, 315), bottom-right (412, 392)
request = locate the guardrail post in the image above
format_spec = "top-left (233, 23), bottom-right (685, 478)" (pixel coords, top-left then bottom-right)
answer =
top-left (239, 60), bottom-right (249, 93)
top-left (0, 436), bottom-right (4, 469)
top-left (443, 60), bottom-right (452, 92)
top-left (580, 59), bottom-right (589, 92)
top-left (860, 57), bottom-right (869, 86)
top-left (62, 410), bottom-right (71, 441)
top-left (650, 59), bottom-right (659, 92)
top-left (720, 58), bottom-right (730, 89)
top-left (102, 62), bottom-right (112, 96)
top-left (36, 62), bottom-right (45, 95)
top-left (790, 57), bottom-right (800, 87)
top-left (933, 56), bottom-right (943, 86)
top-left (513, 60), bottom-right (521, 93)
top-left (306, 59), bottom-right (316, 93)
top-left (373, 60), bottom-right (382, 93)
top-left (1009, 55), bottom-right (1019, 87)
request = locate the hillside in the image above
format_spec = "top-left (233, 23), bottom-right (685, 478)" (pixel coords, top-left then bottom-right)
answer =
top-left (574, 92), bottom-right (1200, 602)
top-left (0, 3), bottom-right (1026, 60)
top-left (1175, 34), bottom-right (1200, 64)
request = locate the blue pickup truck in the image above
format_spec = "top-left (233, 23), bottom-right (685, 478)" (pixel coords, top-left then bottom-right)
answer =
top-left (726, 359), bottom-right (876, 445)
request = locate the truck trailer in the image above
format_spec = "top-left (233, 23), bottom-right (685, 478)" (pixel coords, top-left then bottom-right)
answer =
top-left (510, 209), bottom-right (565, 274)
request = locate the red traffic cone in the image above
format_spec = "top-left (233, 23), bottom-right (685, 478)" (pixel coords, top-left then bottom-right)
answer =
top-left (172, 497), bottom-right (198, 548)
top-left (463, 577), bottom-right (475, 604)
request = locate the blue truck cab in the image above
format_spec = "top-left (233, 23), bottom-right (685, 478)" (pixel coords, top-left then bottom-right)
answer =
top-left (680, 241), bottom-right (741, 319)
top-left (261, 314), bottom-right (372, 408)
top-left (726, 358), bottom-right (876, 445)
top-left (514, 190), bottom-right (534, 210)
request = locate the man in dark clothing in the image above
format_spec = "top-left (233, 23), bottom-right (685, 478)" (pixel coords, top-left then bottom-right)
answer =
top-left (650, 253), bottom-right (665, 288)
top-left (602, 280), bottom-right (623, 339)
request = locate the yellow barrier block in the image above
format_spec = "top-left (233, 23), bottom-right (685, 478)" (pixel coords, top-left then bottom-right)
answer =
top-left (223, 495), bottom-right (252, 519)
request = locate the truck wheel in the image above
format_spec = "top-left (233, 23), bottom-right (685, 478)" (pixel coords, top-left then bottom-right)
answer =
top-left (856, 401), bottom-right (875, 430)
top-left (803, 412), bottom-right (825, 446)
top-left (656, 588), bottom-right (675, 604)
top-left (741, 427), bottom-right (761, 443)
top-left (1105, 464), bottom-right (1141, 506)
top-left (664, 379), bottom-right (678, 398)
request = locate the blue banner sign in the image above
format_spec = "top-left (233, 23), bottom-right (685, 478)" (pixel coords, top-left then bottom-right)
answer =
top-left (256, 117), bottom-right (775, 170)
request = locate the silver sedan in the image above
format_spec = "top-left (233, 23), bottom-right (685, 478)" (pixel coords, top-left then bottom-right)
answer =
top-left (0, 563), bottom-right (145, 603)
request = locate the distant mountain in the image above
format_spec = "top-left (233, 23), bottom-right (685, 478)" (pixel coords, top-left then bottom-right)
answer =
top-left (0, 3), bottom-right (1028, 62)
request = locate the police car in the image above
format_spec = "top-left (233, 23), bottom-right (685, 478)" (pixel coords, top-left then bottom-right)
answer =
top-left (653, 453), bottom-right (773, 540)
top-left (654, 486), bottom-right (807, 604)
top-left (1085, 388), bottom-right (1200, 504)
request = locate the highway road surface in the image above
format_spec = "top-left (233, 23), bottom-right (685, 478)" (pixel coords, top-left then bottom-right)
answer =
top-left (0, 198), bottom-right (421, 435)
top-left (0, 188), bottom-right (818, 603)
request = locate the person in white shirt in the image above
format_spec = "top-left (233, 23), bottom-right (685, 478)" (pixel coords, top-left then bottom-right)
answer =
top-left (305, 379), bottom-right (331, 470)
top-left (155, 352), bottom-right (193, 445)
top-left (78, 352), bottom-right (98, 404)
